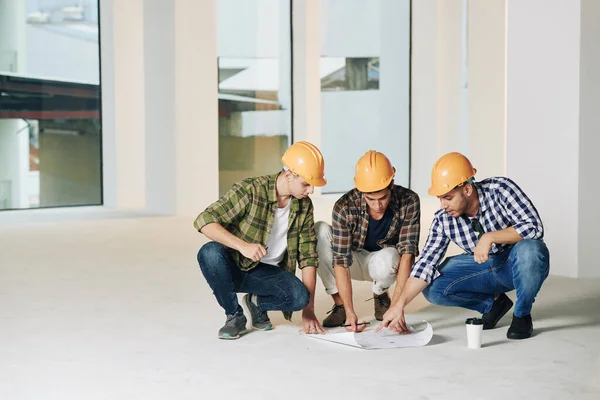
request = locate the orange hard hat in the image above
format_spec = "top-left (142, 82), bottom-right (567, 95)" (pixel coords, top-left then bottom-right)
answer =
top-left (428, 152), bottom-right (477, 196)
top-left (281, 141), bottom-right (327, 187)
top-left (354, 151), bottom-right (395, 193)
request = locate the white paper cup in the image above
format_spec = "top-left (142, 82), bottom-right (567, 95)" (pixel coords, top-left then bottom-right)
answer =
top-left (465, 317), bottom-right (484, 349)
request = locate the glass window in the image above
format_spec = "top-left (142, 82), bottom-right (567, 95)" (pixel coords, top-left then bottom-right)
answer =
top-left (320, 0), bottom-right (411, 193)
top-left (0, 0), bottom-right (101, 210)
top-left (217, 0), bottom-right (292, 196)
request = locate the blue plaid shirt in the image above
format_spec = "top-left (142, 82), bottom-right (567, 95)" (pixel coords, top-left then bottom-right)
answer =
top-left (410, 177), bottom-right (544, 284)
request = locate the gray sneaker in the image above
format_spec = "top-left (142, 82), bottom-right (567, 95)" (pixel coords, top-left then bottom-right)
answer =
top-left (218, 310), bottom-right (248, 340)
top-left (243, 294), bottom-right (273, 331)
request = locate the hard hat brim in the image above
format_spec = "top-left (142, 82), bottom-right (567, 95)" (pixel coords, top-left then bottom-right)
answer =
top-left (307, 177), bottom-right (327, 187)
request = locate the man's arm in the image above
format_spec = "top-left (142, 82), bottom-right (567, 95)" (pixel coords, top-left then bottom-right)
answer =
top-left (391, 191), bottom-right (421, 305)
top-left (330, 202), bottom-right (364, 332)
top-left (473, 226), bottom-right (522, 264)
top-left (296, 201), bottom-right (325, 334)
top-left (201, 223), bottom-right (266, 262)
top-left (299, 266), bottom-right (325, 334)
top-left (497, 178), bottom-right (544, 239)
top-left (194, 182), bottom-right (266, 261)
top-left (377, 277), bottom-right (429, 333)
top-left (378, 215), bottom-right (450, 332)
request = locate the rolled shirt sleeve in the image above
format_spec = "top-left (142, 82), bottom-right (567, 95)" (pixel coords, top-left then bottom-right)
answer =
top-left (497, 178), bottom-right (544, 240)
top-left (410, 214), bottom-right (450, 284)
top-left (297, 201), bottom-right (318, 269)
top-left (396, 193), bottom-right (421, 257)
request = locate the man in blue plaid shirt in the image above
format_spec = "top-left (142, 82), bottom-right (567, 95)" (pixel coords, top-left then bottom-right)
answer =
top-left (378, 152), bottom-right (549, 340)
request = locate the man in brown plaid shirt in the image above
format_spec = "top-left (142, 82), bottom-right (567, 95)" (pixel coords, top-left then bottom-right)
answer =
top-left (194, 142), bottom-right (327, 340)
top-left (315, 151), bottom-right (421, 331)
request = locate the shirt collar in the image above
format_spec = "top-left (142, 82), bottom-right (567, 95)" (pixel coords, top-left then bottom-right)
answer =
top-left (268, 172), bottom-right (299, 212)
top-left (475, 183), bottom-right (490, 217)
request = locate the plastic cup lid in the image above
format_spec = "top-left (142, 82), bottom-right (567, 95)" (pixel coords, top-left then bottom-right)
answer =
top-left (465, 317), bottom-right (484, 325)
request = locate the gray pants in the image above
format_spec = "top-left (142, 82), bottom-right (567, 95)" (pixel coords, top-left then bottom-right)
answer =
top-left (315, 221), bottom-right (400, 296)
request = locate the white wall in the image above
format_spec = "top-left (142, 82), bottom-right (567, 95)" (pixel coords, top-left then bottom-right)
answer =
top-left (578, 0), bottom-right (600, 278)
top-left (506, 0), bottom-right (581, 277)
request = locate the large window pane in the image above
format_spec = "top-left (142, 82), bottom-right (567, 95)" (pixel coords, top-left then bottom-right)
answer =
top-left (320, 0), bottom-right (411, 193)
top-left (0, 0), bottom-right (101, 210)
top-left (217, 0), bottom-right (292, 196)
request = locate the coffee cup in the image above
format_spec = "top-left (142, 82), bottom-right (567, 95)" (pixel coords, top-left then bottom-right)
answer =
top-left (465, 317), bottom-right (484, 349)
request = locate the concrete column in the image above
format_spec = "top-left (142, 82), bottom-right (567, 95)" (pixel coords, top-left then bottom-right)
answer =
top-left (101, 0), bottom-right (146, 210)
top-left (0, 0), bottom-right (26, 72)
top-left (0, 0), bottom-right (29, 209)
top-left (411, 0), bottom-right (464, 196)
top-left (0, 120), bottom-right (29, 209)
top-left (143, 0), bottom-right (176, 214)
top-left (174, 0), bottom-right (218, 216)
top-left (292, 0), bottom-right (322, 194)
top-left (466, 0), bottom-right (506, 178)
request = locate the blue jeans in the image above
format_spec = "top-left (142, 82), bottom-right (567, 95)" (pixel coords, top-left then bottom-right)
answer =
top-left (422, 239), bottom-right (550, 317)
top-left (197, 241), bottom-right (309, 316)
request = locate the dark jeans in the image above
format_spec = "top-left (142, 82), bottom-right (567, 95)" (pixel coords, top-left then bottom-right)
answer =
top-left (197, 241), bottom-right (309, 316)
top-left (422, 239), bottom-right (550, 317)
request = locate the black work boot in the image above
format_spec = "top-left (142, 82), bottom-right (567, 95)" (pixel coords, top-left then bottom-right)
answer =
top-left (507, 314), bottom-right (533, 340)
top-left (374, 292), bottom-right (391, 321)
top-left (322, 304), bottom-right (346, 327)
top-left (482, 293), bottom-right (514, 330)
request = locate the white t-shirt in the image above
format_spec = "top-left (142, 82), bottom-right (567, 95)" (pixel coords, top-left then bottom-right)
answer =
top-left (260, 200), bottom-right (291, 266)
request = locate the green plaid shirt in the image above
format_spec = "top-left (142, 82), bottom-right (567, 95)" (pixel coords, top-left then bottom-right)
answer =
top-left (193, 173), bottom-right (318, 275)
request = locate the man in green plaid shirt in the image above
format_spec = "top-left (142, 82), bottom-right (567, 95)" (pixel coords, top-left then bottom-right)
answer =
top-left (195, 142), bottom-right (328, 340)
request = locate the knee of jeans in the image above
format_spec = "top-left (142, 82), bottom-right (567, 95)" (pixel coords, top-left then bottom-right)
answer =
top-left (369, 248), bottom-right (399, 281)
top-left (289, 284), bottom-right (310, 311)
top-left (422, 283), bottom-right (446, 306)
top-left (315, 221), bottom-right (332, 243)
top-left (197, 241), bottom-right (227, 268)
top-left (512, 240), bottom-right (550, 270)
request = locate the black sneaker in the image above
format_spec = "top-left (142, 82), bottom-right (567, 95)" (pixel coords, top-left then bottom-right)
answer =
top-left (322, 304), bottom-right (346, 328)
top-left (243, 294), bottom-right (273, 331)
top-left (218, 309), bottom-right (248, 340)
top-left (482, 293), bottom-right (513, 330)
top-left (374, 292), bottom-right (391, 321)
top-left (507, 314), bottom-right (533, 340)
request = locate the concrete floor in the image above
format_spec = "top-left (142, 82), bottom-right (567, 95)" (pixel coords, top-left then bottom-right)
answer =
top-left (1, 212), bottom-right (599, 400)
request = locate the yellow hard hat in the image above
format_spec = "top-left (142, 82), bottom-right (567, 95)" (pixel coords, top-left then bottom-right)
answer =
top-left (281, 141), bottom-right (327, 187)
top-left (428, 152), bottom-right (477, 196)
top-left (354, 151), bottom-right (395, 193)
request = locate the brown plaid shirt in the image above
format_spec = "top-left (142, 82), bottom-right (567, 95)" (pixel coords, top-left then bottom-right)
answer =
top-left (331, 185), bottom-right (421, 268)
top-left (193, 173), bottom-right (318, 275)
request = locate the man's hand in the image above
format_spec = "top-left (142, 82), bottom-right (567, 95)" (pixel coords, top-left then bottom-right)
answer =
top-left (300, 308), bottom-right (326, 335)
top-left (376, 303), bottom-right (408, 333)
top-left (344, 310), bottom-right (367, 333)
top-left (238, 242), bottom-right (267, 262)
top-left (474, 234), bottom-right (493, 264)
